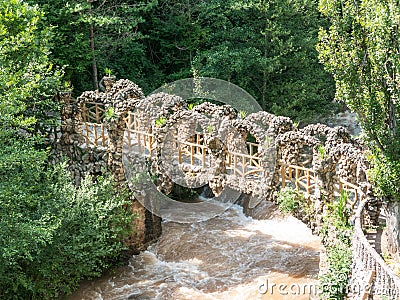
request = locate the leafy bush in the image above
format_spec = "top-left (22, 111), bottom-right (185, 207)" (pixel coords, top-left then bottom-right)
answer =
top-left (276, 186), bottom-right (305, 214)
top-left (330, 191), bottom-right (350, 228)
top-left (319, 193), bottom-right (353, 299)
top-left (368, 154), bottom-right (400, 201)
top-left (0, 2), bottom-right (133, 298)
top-left (0, 140), bottom-right (133, 299)
top-left (0, 0), bottom-right (62, 134)
top-left (319, 241), bottom-right (352, 299)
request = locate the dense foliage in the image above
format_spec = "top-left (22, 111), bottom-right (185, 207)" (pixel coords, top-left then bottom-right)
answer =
top-left (276, 186), bottom-right (305, 214)
top-left (319, 192), bottom-right (353, 299)
top-left (0, 154), bottom-right (131, 299)
top-left (27, 0), bottom-right (157, 93)
top-left (0, 0), bottom-right (62, 136)
top-left (32, 0), bottom-right (335, 122)
top-left (318, 0), bottom-right (400, 259)
top-left (319, 240), bottom-right (352, 299)
top-left (0, 1), bottom-right (133, 298)
top-left (318, 0), bottom-right (400, 199)
top-left (187, 0), bottom-right (335, 121)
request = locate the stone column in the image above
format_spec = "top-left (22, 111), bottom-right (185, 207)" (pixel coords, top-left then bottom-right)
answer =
top-left (58, 92), bottom-right (86, 184)
top-left (59, 91), bottom-right (76, 148)
top-left (106, 109), bottom-right (161, 254)
top-left (313, 155), bottom-right (336, 233)
top-left (106, 116), bottom-right (126, 184)
top-left (207, 136), bottom-right (227, 196)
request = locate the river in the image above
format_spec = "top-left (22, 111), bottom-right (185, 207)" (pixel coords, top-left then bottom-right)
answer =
top-left (68, 204), bottom-right (322, 300)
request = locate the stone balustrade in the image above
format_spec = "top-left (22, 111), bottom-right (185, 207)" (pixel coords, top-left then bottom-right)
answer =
top-left (350, 199), bottom-right (400, 299)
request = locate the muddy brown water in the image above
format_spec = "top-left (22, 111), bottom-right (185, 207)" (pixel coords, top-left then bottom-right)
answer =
top-left (68, 204), bottom-right (322, 300)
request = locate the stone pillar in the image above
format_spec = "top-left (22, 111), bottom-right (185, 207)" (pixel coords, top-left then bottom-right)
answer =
top-left (99, 76), bottom-right (116, 92)
top-left (59, 91), bottom-right (76, 148)
top-left (58, 92), bottom-right (86, 184)
top-left (106, 116), bottom-right (126, 184)
top-left (312, 154), bottom-right (336, 233)
top-left (207, 136), bottom-right (227, 196)
top-left (106, 110), bottom-right (161, 253)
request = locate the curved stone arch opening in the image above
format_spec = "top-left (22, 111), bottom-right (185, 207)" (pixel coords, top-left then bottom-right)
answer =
top-left (266, 116), bottom-right (295, 136)
top-left (221, 118), bottom-right (276, 199)
top-left (156, 109), bottom-right (218, 190)
top-left (245, 111), bottom-right (295, 137)
top-left (273, 124), bottom-right (353, 174)
top-left (276, 131), bottom-right (321, 167)
top-left (300, 123), bottom-right (352, 149)
top-left (134, 92), bottom-right (185, 126)
top-left (123, 93), bottom-right (185, 156)
top-left (245, 111), bottom-right (276, 130)
top-left (224, 119), bottom-right (267, 155)
top-left (106, 79), bottom-right (145, 114)
top-left (191, 101), bottom-right (237, 119)
top-left (274, 131), bottom-right (322, 211)
top-left (329, 144), bottom-right (367, 183)
top-left (108, 79), bottom-right (144, 101)
top-left (77, 91), bottom-right (109, 124)
top-left (310, 140), bottom-right (381, 224)
top-left (76, 79), bottom-right (146, 127)
top-left (71, 79), bottom-right (146, 186)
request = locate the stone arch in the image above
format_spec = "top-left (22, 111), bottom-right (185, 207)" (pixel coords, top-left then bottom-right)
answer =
top-left (327, 143), bottom-right (369, 186)
top-left (276, 131), bottom-right (321, 167)
top-left (192, 101), bottom-right (237, 119)
top-left (123, 93), bottom-right (186, 195)
top-left (245, 111), bottom-right (276, 129)
top-left (219, 118), bottom-right (276, 199)
top-left (300, 123), bottom-right (352, 148)
top-left (155, 109), bottom-right (220, 190)
top-left (133, 92), bottom-right (185, 128)
top-left (108, 79), bottom-right (144, 100)
top-left (245, 111), bottom-right (294, 136)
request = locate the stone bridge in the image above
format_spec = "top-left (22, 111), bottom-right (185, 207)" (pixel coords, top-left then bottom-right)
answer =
top-left (50, 78), bottom-right (398, 299)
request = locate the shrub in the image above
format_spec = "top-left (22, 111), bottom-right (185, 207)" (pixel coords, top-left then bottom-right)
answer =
top-left (319, 241), bottom-right (352, 299)
top-left (319, 192), bottom-right (353, 299)
top-left (368, 154), bottom-right (400, 200)
top-left (276, 186), bottom-right (305, 214)
top-left (0, 142), bottom-right (133, 299)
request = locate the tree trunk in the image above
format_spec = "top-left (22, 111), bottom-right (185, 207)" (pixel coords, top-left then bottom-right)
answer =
top-left (262, 12), bottom-right (267, 107)
top-left (384, 201), bottom-right (400, 262)
top-left (89, 22), bottom-right (98, 91)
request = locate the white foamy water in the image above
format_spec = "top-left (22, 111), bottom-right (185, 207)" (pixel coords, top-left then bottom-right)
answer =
top-left (68, 204), bottom-right (322, 300)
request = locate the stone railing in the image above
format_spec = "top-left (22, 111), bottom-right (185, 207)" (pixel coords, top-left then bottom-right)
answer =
top-left (350, 199), bottom-right (400, 299)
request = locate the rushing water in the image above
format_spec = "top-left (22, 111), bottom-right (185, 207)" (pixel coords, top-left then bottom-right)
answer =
top-left (68, 204), bottom-right (322, 300)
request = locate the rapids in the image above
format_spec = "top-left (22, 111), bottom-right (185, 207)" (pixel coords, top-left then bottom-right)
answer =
top-left (68, 204), bottom-right (322, 300)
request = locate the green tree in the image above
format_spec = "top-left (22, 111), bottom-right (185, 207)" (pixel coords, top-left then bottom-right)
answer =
top-left (191, 0), bottom-right (335, 122)
top-left (32, 0), bottom-right (156, 94)
top-left (0, 1), bottom-right (133, 298)
top-left (142, 0), bottom-right (206, 87)
top-left (141, 0), bottom-right (335, 121)
top-left (0, 0), bottom-right (62, 136)
top-left (318, 0), bottom-right (400, 259)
